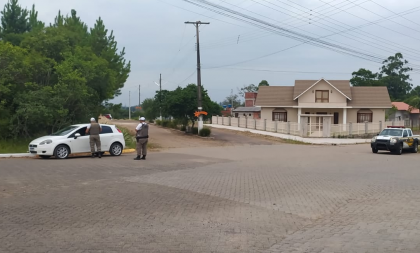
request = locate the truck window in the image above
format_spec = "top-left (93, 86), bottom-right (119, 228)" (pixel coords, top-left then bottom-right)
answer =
top-left (403, 130), bottom-right (408, 137)
top-left (408, 130), bottom-right (413, 137)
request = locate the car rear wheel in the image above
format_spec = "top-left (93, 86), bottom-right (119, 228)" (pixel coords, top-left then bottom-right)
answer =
top-left (40, 155), bottom-right (51, 159)
top-left (54, 145), bottom-right (70, 159)
top-left (372, 148), bottom-right (378, 153)
top-left (109, 143), bottom-right (123, 156)
top-left (411, 142), bottom-right (418, 153)
top-left (395, 143), bottom-right (403, 155)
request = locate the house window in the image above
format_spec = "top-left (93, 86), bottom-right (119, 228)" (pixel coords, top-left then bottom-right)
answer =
top-left (315, 90), bottom-right (329, 103)
top-left (357, 113), bottom-right (372, 123)
top-left (272, 112), bottom-right (287, 122)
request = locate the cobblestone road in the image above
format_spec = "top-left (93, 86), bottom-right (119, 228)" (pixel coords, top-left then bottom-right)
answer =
top-left (1, 143), bottom-right (420, 252)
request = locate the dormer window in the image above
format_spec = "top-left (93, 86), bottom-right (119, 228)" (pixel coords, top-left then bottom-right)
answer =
top-left (315, 90), bottom-right (329, 103)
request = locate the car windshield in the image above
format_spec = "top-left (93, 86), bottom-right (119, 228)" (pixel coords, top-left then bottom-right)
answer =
top-left (379, 129), bottom-right (403, 136)
top-left (51, 126), bottom-right (79, 136)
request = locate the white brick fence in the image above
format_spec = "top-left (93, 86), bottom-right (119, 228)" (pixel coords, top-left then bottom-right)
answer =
top-left (211, 116), bottom-right (405, 138)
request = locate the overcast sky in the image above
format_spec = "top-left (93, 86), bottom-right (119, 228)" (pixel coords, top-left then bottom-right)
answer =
top-left (18, 0), bottom-right (420, 105)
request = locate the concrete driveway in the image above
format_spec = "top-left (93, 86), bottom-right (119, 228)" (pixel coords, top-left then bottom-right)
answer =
top-left (1, 130), bottom-right (420, 252)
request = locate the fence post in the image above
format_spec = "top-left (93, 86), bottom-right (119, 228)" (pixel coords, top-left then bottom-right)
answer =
top-left (275, 120), bottom-right (278, 133)
top-left (349, 122), bottom-right (352, 136)
top-left (264, 119), bottom-right (267, 131)
top-left (238, 117), bottom-right (240, 127)
top-left (287, 121), bottom-right (291, 135)
top-left (245, 117), bottom-right (248, 128)
top-left (392, 120), bottom-right (395, 126)
top-left (222, 116), bottom-right (224, 125)
top-left (217, 116), bottom-right (219, 124)
top-left (229, 116), bottom-right (231, 126)
top-left (379, 121), bottom-right (382, 132)
top-left (365, 121), bottom-right (368, 134)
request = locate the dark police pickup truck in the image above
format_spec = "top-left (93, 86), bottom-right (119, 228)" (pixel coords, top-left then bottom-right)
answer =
top-left (371, 126), bottom-right (419, 155)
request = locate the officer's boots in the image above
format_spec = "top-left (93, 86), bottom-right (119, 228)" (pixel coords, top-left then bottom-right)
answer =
top-left (91, 153), bottom-right (95, 158)
top-left (134, 155), bottom-right (141, 160)
top-left (98, 152), bottom-right (101, 158)
top-left (140, 155), bottom-right (146, 160)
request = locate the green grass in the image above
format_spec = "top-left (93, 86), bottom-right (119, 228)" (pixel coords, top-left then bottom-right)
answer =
top-left (117, 126), bottom-right (160, 150)
top-left (0, 138), bottom-right (33, 154)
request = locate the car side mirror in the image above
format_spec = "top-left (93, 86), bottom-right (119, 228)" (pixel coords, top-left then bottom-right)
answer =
top-left (377, 133), bottom-right (379, 136)
top-left (74, 133), bottom-right (81, 139)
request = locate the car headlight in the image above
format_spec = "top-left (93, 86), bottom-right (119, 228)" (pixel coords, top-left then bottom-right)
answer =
top-left (390, 138), bottom-right (397, 144)
top-left (371, 136), bottom-right (377, 142)
top-left (39, 139), bottom-right (53, 145)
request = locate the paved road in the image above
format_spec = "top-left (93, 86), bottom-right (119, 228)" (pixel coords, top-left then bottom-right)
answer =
top-left (1, 139), bottom-right (420, 252)
top-left (113, 120), bottom-right (279, 149)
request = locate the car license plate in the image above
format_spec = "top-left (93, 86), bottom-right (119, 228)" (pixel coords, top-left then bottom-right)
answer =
top-left (30, 147), bottom-right (34, 151)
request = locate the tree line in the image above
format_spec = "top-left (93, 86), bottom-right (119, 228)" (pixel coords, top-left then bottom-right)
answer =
top-left (126, 84), bottom-right (222, 127)
top-left (350, 53), bottom-right (419, 108)
top-left (0, 0), bottom-right (131, 138)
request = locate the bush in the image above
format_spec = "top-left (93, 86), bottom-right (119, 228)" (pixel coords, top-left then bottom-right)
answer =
top-left (155, 120), bottom-right (162, 126)
top-left (118, 127), bottom-right (136, 149)
top-left (180, 125), bottom-right (186, 131)
top-left (149, 119), bottom-right (154, 124)
top-left (192, 127), bottom-right (198, 134)
top-left (161, 120), bottom-right (170, 127)
top-left (199, 128), bottom-right (211, 137)
top-left (169, 121), bottom-right (178, 129)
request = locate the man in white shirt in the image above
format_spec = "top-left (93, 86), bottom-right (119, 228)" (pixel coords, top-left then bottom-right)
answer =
top-left (134, 117), bottom-right (149, 160)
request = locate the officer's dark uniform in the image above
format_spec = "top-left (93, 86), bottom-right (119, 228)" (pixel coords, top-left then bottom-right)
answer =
top-left (88, 122), bottom-right (102, 158)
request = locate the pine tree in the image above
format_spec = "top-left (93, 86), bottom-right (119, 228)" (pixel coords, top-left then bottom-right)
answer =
top-left (0, 0), bottom-right (29, 36)
top-left (28, 4), bottom-right (44, 31)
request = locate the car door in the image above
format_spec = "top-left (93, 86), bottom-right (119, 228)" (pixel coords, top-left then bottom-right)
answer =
top-left (99, 126), bottom-right (113, 151)
top-left (406, 129), bottom-right (414, 148)
top-left (68, 127), bottom-right (91, 153)
top-left (402, 130), bottom-right (410, 149)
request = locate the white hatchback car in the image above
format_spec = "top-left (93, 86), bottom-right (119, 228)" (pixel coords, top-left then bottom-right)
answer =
top-left (28, 124), bottom-right (126, 159)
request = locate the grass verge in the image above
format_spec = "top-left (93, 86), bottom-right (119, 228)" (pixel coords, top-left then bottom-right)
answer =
top-left (0, 138), bottom-right (33, 153)
top-left (117, 125), bottom-right (161, 150)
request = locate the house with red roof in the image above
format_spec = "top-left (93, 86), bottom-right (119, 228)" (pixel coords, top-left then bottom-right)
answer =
top-left (389, 102), bottom-right (420, 125)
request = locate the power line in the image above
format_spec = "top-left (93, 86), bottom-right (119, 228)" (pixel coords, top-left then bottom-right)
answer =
top-left (207, 67), bottom-right (353, 74)
top-left (182, 0), bottom-right (385, 63)
top-left (182, 0), bottom-right (420, 71)
top-left (368, 0), bottom-right (420, 27)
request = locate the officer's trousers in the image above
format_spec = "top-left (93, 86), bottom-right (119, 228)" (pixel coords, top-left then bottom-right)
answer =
top-left (90, 135), bottom-right (101, 153)
top-left (136, 138), bottom-right (148, 156)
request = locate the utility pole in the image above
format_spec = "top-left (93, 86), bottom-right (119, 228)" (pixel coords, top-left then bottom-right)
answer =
top-left (185, 21), bottom-right (210, 133)
top-left (159, 73), bottom-right (162, 121)
top-left (129, 91), bottom-right (131, 120)
top-left (231, 89), bottom-right (233, 116)
top-left (139, 85), bottom-right (141, 109)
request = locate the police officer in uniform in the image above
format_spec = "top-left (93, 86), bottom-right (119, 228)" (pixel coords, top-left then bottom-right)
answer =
top-left (134, 117), bottom-right (149, 160)
top-left (86, 117), bottom-right (102, 158)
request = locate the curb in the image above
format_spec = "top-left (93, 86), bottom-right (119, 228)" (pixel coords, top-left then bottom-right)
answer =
top-left (0, 153), bottom-right (36, 158)
top-left (0, 149), bottom-right (137, 159)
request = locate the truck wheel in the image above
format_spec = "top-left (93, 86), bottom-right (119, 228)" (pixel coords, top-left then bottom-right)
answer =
top-left (395, 143), bottom-right (403, 155)
top-left (372, 148), bottom-right (378, 153)
top-left (411, 142), bottom-right (418, 153)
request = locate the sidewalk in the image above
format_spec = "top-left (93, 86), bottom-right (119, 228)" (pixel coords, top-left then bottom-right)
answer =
top-left (207, 124), bottom-right (371, 145)
top-left (0, 149), bottom-right (137, 159)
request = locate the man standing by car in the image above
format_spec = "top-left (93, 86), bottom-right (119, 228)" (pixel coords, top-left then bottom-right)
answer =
top-left (134, 117), bottom-right (149, 160)
top-left (86, 118), bottom-right (102, 158)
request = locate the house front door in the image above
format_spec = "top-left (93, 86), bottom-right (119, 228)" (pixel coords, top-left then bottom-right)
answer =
top-left (334, 112), bottom-right (339, 125)
top-left (316, 112), bottom-right (328, 130)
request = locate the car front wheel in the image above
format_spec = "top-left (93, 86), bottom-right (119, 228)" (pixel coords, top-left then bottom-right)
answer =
top-left (109, 143), bottom-right (123, 156)
top-left (40, 155), bottom-right (51, 159)
top-left (54, 145), bottom-right (70, 159)
top-left (395, 143), bottom-right (403, 155)
top-left (372, 148), bottom-right (378, 153)
top-left (411, 142), bottom-right (418, 153)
